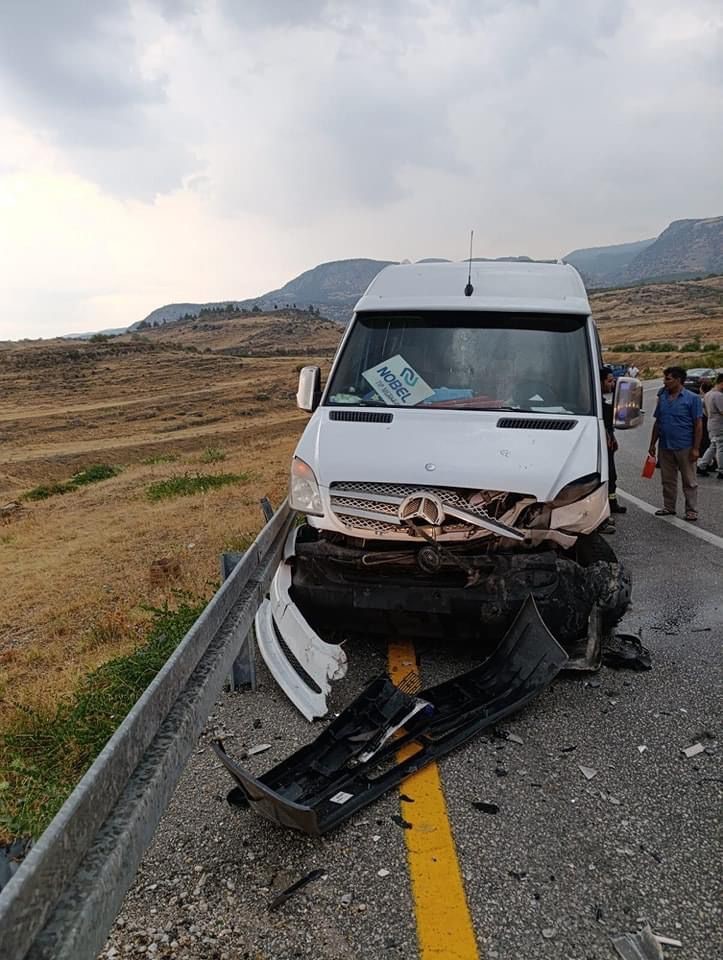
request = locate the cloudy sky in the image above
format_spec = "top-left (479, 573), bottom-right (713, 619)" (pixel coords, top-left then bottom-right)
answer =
top-left (0, 0), bottom-right (721, 340)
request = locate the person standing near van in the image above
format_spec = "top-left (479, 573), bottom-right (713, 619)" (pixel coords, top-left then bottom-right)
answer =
top-left (697, 374), bottom-right (723, 478)
top-left (601, 366), bottom-right (626, 516)
top-left (648, 366), bottom-right (703, 521)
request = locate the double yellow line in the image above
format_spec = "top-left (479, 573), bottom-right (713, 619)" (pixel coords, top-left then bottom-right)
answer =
top-left (388, 640), bottom-right (480, 960)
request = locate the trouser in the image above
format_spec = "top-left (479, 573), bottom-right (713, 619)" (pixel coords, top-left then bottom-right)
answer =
top-left (698, 434), bottom-right (722, 471)
top-left (607, 446), bottom-right (617, 497)
top-left (659, 448), bottom-right (698, 514)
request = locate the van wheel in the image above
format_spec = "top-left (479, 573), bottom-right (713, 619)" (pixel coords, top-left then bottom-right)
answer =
top-left (575, 531), bottom-right (617, 566)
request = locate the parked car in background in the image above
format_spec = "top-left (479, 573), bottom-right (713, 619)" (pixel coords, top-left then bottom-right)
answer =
top-left (684, 368), bottom-right (717, 393)
top-left (610, 363), bottom-right (627, 378)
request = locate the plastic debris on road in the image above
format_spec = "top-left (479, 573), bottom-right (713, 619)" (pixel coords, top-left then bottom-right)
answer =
top-left (268, 868), bottom-right (325, 911)
top-left (579, 765), bottom-right (598, 780)
top-left (603, 633), bottom-right (652, 671)
top-left (611, 923), bottom-right (664, 960)
top-left (213, 595), bottom-right (567, 835)
top-left (682, 743), bottom-right (704, 759)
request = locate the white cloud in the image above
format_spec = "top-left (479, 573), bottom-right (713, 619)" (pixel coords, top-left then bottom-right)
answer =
top-left (0, 0), bottom-right (721, 339)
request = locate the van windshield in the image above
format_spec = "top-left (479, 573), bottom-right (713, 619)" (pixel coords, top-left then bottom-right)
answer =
top-left (326, 312), bottom-right (594, 415)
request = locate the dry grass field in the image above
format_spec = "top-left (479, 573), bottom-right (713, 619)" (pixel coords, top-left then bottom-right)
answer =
top-left (592, 274), bottom-right (723, 371)
top-left (0, 279), bottom-right (720, 743)
top-left (0, 331), bottom-right (335, 733)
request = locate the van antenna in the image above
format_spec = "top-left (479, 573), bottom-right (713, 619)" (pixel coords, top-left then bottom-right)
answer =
top-left (464, 230), bottom-right (474, 296)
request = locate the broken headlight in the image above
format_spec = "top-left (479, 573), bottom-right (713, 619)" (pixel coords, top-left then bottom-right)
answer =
top-left (289, 457), bottom-right (323, 515)
top-left (549, 473), bottom-right (601, 508)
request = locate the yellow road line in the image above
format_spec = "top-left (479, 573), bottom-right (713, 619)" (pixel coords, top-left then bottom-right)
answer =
top-left (388, 640), bottom-right (480, 960)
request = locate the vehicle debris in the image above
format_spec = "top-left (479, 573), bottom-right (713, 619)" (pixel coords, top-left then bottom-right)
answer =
top-left (507, 733), bottom-right (524, 745)
top-left (268, 868), bottom-right (325, 911)
top-left (472, 801), bottom-right (499, 815)
top-left (602, 632), bottom-right (652, 671)
top-left (682, 743), bottom-right (704, 759)
top-left (653, 934), bottom-right (682, 948)
top-left (611, 923), bottom-right (664, 960)
top-left (391, 814), bottom-right (412, 829)
top-left (214, 596), bottom-right (567, 834)
top-left (579, 765), bottom-right (598, 780)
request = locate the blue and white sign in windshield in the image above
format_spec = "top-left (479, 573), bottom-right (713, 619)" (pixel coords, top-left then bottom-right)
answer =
top-left (362, 354), bottom-right (434, 407)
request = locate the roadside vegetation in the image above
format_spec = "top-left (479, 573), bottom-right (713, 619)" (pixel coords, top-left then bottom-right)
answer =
top-left (199, 446), bottom-right (227, 463)
top-left (146, 472), bottom-right (249, 501)
top-left (23, 464), bottom-right (121, 501)
top-left (0, 597), bottom-right (207, 841)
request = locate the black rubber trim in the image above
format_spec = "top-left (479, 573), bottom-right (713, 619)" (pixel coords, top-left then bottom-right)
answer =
top-left (497, 417), bottom-right (577, 431)
top-left (329, 410), bottom-right (394, 423)
top-left (213, 595), bottom-right (567, 835)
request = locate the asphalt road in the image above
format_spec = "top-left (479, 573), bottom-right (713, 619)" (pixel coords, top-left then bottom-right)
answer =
top-left (100, 402), bottom-right (722, 960)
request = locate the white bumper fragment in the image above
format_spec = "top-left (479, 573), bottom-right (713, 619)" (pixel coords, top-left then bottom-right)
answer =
top-left (255, 529), bottom-right (348, 721)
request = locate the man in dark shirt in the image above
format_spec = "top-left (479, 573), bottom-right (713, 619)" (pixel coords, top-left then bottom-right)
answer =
top-left (648, 366), bottom-right (703, 521)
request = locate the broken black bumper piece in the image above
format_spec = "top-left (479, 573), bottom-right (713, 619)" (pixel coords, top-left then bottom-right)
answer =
top-left (213, 595), bottom-right (567, 835)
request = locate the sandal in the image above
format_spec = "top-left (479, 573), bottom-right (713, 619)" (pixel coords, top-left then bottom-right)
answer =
top-left (685, 513), bottom-right (698, 522)
top-left (654, 509), bottom-right (675, 516)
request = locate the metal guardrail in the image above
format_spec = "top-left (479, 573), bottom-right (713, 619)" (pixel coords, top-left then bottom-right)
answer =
top-left (0, 501), bottom-right (295, 960)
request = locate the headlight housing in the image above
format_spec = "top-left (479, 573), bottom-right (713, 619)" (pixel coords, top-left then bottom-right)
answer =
top-left (550, 473), bottom-right (601, 508)
top-left (289, 457), bottom-right (323, 515)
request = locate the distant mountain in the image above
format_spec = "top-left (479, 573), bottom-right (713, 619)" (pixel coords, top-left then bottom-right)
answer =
top-left (564, 216), bottom-right (723, 287)
top-left (563, 238), bottom-right (655, 286)
top-left (134, 258), bottom-right (396, 330)
top-left (620, 216), bottom-right (723, 283)
top-left (118, 216), bottom-right (723, 338)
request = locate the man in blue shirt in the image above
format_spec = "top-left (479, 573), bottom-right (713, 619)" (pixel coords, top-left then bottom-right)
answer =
top-left (648, 366), bottom-right (703, 521)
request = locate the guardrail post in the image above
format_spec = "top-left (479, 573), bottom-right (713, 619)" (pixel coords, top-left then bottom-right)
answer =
top-left (221, 552), bottom-right (257, 691)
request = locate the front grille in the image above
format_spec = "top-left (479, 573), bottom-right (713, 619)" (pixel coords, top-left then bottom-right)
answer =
top-left (497, 417), bottom-right (577, 431)
top-left (329, 410), bottom-right (394, 423)
top-left (329, 481), bottom-right (516, 538)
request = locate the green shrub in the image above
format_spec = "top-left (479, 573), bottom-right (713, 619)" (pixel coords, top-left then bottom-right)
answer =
top-left (71, 464), bottom-right (120, 486)
top-left (146, 472), bottom-right (248, 501)
top-left (141, 454), bottom-right (180, 465)
top-left (24, 482), bottom-right (76, 501)
top-left (23, 464), bottom-right (120, 501)
top-left (199, 447), bottom-right (226, 464)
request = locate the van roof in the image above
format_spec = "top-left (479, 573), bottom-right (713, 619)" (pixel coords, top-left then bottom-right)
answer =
top-left (354, 260), bottom-right (590, 316)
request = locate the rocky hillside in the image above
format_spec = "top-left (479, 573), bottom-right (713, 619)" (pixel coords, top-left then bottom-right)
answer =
top-left (136, 258), bottom-right (396, 329)
top-left (563, 238), bottom-right (655, 286)
top-left (124, 306), bottom-right (342, 356)
top-left (620, 217), bottom-right (723, 283)
top-left (565, 217), bottom-right (723, 287)
top-left (103, 215), bottom-right (723, 336)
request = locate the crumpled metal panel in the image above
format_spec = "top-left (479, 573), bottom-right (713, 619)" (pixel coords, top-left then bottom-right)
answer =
top-left (214, 595), bottom-right (567, 835)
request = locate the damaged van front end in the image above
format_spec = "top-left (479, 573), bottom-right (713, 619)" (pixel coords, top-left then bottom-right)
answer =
top-left (255, 261), bottom-right (642, 720)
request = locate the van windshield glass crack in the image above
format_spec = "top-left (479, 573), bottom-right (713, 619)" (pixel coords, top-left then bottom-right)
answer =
top-left (326, 312), bottom-right (594, 415)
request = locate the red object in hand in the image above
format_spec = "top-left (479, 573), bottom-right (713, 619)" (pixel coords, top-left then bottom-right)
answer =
top-left (641, 454), bottom-right (656, 479)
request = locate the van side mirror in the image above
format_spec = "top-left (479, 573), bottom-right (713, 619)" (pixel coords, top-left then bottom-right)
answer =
top-left (297, 366), bottom-right (321, 412)
top-left (613, 376), bottom-right (644, 429)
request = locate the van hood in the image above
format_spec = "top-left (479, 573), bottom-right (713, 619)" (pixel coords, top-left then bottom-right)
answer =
top-left (296, 408), bottom-right (601, 502)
